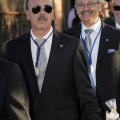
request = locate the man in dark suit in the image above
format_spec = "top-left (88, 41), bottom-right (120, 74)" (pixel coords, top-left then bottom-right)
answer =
top-left (4, 0), bottom-right (101, 120)
top-left (0, 59), bottom-right (31, 120)
top-left (63, 0), bottom-right (120, 119)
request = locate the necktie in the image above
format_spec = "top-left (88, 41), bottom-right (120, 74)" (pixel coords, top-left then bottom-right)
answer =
top-left (84, 29), bottom-right (93, 52)
top-left (36, 38), bottom-right (47, 92)
top-left (84, 29), bottom-right (96, 92)
top-left (84, 29), bottom-right (93, 67)
top-left (30, 30), bottom-right (53, 92)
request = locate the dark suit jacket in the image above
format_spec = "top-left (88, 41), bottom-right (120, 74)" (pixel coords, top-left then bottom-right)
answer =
top-left (4, 30), bottom-right (101, 120)
top-left (0, 59), bottom-right (30, 120)
top-left (63, 23), bottom-right (120, 120)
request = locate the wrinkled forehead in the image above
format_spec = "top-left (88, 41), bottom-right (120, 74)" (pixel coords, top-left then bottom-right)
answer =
top-left (75, 0), bottom-right (101, 4)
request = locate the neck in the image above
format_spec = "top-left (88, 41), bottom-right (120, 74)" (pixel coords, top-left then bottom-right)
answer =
top-left (32, 27), bottom-right (51, 39)
top-left (83, 17), bottom-right (99, 28)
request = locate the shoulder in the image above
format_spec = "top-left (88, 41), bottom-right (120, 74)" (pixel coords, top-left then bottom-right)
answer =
top-left (60, 32), bottom-right (79, 40)
top-left (103, 23), bottom-right (120, 33)
top-left (0, 59), bottom-right (20, 77)
top-left (7, 32), bottom-right (30, 45)
top-left (53, 30), bottom-right (82, 51)
top-left (55, 31), bottom-right (83, 51)
top-left (0, 59), bottom-right (21, 78)
top-left (63, 24), bottom-right (81, 33)
top-left (56, 31), bottom-right (80, 46)
top-left (0, 59), bottom-right (19, 71)
top-left (62, 24), bottom-right (81, 38)
top-left (103, 23), bottom-right (120, 39)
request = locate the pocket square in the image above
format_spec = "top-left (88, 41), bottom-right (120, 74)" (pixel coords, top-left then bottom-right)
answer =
top-left (107, 49), bottom-right (116, 53)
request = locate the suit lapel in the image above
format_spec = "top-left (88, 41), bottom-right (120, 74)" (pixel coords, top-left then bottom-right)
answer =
top-left (21, 33), bottom-right (39, 91)
top-left (42, 31), bottom-right (61, 90)
top-left (97, 23), bottom-right (112, 63)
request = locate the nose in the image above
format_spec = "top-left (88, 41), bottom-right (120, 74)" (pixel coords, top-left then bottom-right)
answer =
top-left (39, 7), bottom-right (45, 14)
top-left (84, 4), bottom-right (89, 10)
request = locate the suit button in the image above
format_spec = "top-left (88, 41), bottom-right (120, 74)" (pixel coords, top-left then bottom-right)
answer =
top-left (96, 65), bottom-right (99, 67)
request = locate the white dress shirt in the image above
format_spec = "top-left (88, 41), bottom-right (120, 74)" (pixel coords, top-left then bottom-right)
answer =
top-left (116, 22), bottom-right (120, 29)
top-left (30, 27), bottom-right (53, 73)
top-left (80, 18), bottom-right (102, 86)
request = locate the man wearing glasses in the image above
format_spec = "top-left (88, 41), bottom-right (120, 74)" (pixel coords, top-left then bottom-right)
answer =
top-left (63, 0), bottom-right (120, 119)
top-left (113, 0), bottom-right (120, 29)
top-left (4, 0), bottom-right (101, 120)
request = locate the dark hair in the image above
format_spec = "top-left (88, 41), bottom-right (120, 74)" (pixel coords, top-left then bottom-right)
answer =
top-left (26, 0), bottom-right (55, 10)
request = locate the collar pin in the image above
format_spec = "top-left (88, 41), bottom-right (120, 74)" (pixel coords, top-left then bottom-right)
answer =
top-left (60, 44), bottom-right (63, 47)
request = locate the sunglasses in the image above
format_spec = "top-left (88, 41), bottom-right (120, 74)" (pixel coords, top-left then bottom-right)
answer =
top-left (32, 5), bottom-right (53, 14)
top-left (113, 5), bottom-right (120, 11)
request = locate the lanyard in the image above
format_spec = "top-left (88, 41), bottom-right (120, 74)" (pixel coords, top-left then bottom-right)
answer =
top-left (80, 26), bottom-right (102, 65)
top-left (31, 30), bottom-right (53, 67)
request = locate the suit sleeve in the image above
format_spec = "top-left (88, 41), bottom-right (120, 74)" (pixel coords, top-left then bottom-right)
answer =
top-left (6, 63), bottom-right (31, 120)
top-left (73, 41), bottom-right (101, 120)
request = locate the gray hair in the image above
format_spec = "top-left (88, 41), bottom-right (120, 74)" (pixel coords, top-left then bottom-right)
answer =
top-left (26, 0), bottom-right (55, 10)
top-left (75, 0), bottom-right (102, 5)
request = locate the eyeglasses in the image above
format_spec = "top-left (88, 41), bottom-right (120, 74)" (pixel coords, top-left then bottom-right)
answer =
top-left (113, 5), bottom-right (120, 11)
top-left (76, 2), bottom-right (99, 9)
top-left (31, 5), bottom-right (53, 14)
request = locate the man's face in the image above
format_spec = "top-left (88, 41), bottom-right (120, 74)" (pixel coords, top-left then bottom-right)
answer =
top-left (113, 0), bottom-right (120, 25)
top-left (75, 0), bottom-right (101, 27)
top-left (26, 0), bottom-right (54, 32)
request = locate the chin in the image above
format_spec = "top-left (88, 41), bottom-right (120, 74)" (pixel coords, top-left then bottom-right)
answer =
top-left (83, 19), bottom-right (91, 23)
top-left (37, 25), bottom-right (47, 30)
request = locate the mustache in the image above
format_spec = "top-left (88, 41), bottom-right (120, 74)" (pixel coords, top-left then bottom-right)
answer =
top-left (81, 10), bottom-right (92, 14)
top-left (37, 16), bottom-right (48, 21)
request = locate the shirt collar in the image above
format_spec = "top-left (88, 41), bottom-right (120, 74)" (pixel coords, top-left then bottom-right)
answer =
top-left (116, 22), bottom-right (120, 29)
top-left (81, 17), bottom-right (101, 36)
top-left (30, 26), bottom-right (53, 44)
